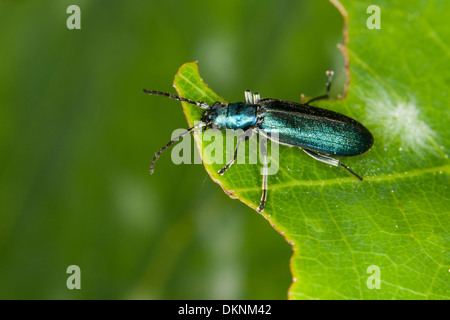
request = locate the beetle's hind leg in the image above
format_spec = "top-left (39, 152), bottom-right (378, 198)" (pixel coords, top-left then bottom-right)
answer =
top-left (302, 148), bottom-right (363, 181)
top-left (305, 70), bottom-right (334, 105)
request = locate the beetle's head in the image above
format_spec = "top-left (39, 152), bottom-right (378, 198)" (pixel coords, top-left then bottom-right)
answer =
top-left (201, 102), bottom-right (228, 129)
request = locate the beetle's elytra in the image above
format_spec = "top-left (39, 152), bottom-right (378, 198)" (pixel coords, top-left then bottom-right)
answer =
top-left (144, 71), bottom-right (374, 212)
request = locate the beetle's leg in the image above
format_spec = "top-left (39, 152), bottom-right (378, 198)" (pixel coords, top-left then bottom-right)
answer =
top-left (253, 92), bottom-right (261, 103)
top-left (302, 148), bottom-right (363, 181)
top-left (244, 91), bottom-right (261, 104)
top-left (257, 137), bottom-right (268, 213)
top-left (218, 129), bottom-right (254, 175)
top-left (305, 70), bottom-right (334, 105)
top-left (245, 90), bottom-right (254, 104)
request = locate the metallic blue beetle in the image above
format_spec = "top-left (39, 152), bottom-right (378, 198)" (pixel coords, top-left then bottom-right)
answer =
top-left (144, 71), bottom-right (374, 212)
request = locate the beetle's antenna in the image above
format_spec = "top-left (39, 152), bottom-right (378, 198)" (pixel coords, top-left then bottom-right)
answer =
top-left (150, 122), bottom-right (206, 174)
top-left (143, 89), bottom-right (210, 110)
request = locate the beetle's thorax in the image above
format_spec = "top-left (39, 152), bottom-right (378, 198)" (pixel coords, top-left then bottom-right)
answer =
top-left (201, 102), bottom-right (259, 130)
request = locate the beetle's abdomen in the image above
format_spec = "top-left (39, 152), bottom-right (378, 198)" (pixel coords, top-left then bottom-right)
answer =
top-left (260, 101), bottom-right (374, 156)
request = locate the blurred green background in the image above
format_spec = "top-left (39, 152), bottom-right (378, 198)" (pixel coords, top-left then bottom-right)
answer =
top-left (0, 0), bottom-right (344, 299)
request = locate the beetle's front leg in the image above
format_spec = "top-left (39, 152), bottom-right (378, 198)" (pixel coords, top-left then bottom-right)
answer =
top-left (218, 129), bottom-right (254, 175)
top-left (244, 90), bottom-right (261, 104)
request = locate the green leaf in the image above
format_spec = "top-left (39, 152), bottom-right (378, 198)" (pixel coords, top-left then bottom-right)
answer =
top-left (173, 0), bottom-right (449, 299)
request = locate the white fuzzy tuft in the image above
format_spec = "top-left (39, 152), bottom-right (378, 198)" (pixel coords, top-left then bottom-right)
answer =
top-left (363, 89), bottom-right (436, 155)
